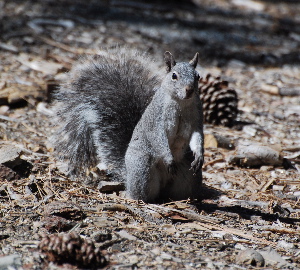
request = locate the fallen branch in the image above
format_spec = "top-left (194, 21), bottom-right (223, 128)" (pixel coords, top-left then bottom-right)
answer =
top-left (86, 203), bottom-right (166, 225)
top-left (147, 204), bottom-right (221, 224)
top-left (197, 222), bottom-right (277, 247)
top-left (203, 158), bottom-right (225, 169)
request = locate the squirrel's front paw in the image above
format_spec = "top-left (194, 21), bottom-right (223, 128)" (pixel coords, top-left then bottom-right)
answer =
top-left (167, 160), bottom-right (177, 175)
top-left (191, 155), bottom-right (203, 175)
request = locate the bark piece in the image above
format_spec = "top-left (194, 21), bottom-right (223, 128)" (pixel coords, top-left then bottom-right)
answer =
top-left (40, 216), bottom-right (77, 233)
top-left (0, 144), bottom-right (32, 177)
top-left (43, 201), bottom-right (85, 221)
top-left (0, 144), bottom-right (22, 166)
top-left (204, 133), bottom-right (236, 150)
top-left (16, 53), bottom-right (64, 76)
top-left (261, 84), bottom-right (300, 96)
top-left (98, 181), bottom-right (125, 193)
top-left (228, 142), bottom-right (283, 167)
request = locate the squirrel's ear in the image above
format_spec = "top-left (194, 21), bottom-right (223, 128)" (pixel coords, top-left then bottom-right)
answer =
top-left (164, 51), bottom-right (176, 72)
top-left (189, 52), bottom-right (199, 69)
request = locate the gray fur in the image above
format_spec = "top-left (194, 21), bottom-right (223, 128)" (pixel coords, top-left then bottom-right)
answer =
top-left (51, 48), bottom-right (159, 181)
top-left (125, 52), bottom-right (204, 202)
top-left (51, 49), bottom-right (204, 203)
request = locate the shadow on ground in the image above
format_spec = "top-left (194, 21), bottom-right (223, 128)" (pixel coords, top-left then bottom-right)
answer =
top-left (1, 0), bottom-right (300, 66)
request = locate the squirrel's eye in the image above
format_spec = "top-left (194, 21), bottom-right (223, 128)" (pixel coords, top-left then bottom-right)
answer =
top-left (172, 73), bottom-right (177, 80)
top-left (196, 74), bottom-right (200, 81)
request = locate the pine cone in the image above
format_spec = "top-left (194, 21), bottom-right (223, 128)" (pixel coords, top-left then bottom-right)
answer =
top-left (39, 232), bottom-right (107, 268)
top-left (199, 74), bottom-right (238, 127)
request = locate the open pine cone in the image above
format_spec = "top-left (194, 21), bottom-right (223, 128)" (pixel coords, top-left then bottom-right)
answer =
top-left (199, 74), bottom-right (238, 127)
top-left (39, 232), bottom-right (107, 268)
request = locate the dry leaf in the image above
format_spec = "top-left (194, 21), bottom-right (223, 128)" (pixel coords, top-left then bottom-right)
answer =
top-left (204, 134), bottom-right (218, 148)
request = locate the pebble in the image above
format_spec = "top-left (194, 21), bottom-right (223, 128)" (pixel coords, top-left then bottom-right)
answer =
top-left (273, 185), bottom-right (285, 191)
top-left (236, 249), bottom-right (265, 267)
top-left (227, 59), bottom-right (246, 69)
top-left (243, 125), bottom-right (257, 137)
top-left (0, 254), bottom-right (22, 269)
top-left (260, 166), bottom-right (273, 171)
top-left (277, 240), bottom-right (295, 250)
top-left (111, 243), bottom-right (123, 253)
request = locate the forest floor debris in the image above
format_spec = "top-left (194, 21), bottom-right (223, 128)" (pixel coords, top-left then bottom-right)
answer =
top-left (1, 0), bottom-right (300, 269)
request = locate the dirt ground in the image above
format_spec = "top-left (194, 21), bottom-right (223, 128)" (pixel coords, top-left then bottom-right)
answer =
top-left (0, 0), bottom-right (300, 269)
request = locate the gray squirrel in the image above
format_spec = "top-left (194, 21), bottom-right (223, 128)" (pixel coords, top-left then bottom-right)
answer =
top-left (51, 48), bottom-right (204, 203)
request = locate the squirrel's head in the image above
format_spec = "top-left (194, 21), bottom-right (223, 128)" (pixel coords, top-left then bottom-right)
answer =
top-left (163, 52), bottom-right (200, 100)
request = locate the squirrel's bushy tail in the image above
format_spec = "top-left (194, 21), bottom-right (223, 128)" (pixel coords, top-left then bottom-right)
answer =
top-left (50, 48), bottom-right (160, 180)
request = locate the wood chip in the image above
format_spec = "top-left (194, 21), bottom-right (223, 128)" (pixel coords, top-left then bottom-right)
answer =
top-left (98, 181), bottom-right (125, 193)
top-left (16, 53), bottom-right (64, 75)
top-left (43, 201), bottom-right (85, 220)
top-left (228, 142), bottom-right (283, 167)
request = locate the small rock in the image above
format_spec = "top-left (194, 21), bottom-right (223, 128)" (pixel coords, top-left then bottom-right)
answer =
top-left (260, 247), bottom-right (294, 268)
top-left (160, 252), bottom-right (173, 261)
top-left (0, 105), bottom-right (9, 114)
top-left (272, 185), bottom-right (285, 191)
top-left (111, 243), bottom-right (123, 253)
top-left (0, 254), bottom-right (22, 269)
top-left (115, 230), bottom-right (137, 241)
top-left (243, 125), bottom-right (257, 137)
top-left (227, 59), bottom-right (246, 69)
top-left (93, 217), bottom-right (118, 228)
top-left (0, 144), bottom-right (22, 166)
top-left (235, 243), bottom-right (245, 250)
top-left (151, 247), bottom-right (161, 255)
top-left (260, 166), bottom-right (273, 171)
top-left (223, 233), bottom-right (234, 240)
top-left (36, 102), bottom-right (54, 116)
top-left (211, 232), bottom-right (226, 239)
top-left (277, 240), bottom-right (295, 250)
top-left (0, 144), bottom-right (33, 177)
top-left (236, 249), bottom-right (265, 267)
top-left (128, 255), bottom-right (139, 264)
